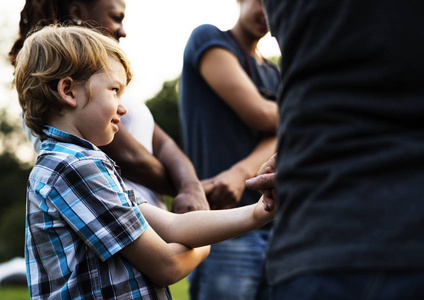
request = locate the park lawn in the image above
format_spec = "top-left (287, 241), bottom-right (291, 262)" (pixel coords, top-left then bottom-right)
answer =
top-left (0, 278), bottom-right (188, 300)
top-left (170, 277), bottom-right (189, 299)
top-left (0, 286), bottom-right (29, 300)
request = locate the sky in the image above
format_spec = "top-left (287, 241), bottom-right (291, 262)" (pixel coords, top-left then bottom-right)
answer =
top-left (0, 0), bottom-right (281, 114)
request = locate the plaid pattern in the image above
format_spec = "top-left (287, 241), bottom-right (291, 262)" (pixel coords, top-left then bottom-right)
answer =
top-left (26, 126), bottom-right (171, 299)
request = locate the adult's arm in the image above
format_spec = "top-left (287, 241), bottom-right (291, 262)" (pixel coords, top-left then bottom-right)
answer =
top-left (198, 47), bottom-right (278, 208)
top-left (202, 136), bottom-right (276, 209)
top-left (101, 123), bottom-right (209, 213)
top-left (199, 47), bottom-right (278, 133)
top-left (100, 123), bottom-right (176, 196)
top-left (152, 124), bottom-right (209, 213)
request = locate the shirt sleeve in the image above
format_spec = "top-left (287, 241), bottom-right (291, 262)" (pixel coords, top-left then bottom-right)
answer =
top-left (186, 24), bottom-right (233, 71)
top-left (48, 158), bottom-right (148, 261)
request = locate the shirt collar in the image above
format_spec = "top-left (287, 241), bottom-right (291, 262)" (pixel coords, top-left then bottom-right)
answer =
top-left (40, 125), bottom-right (98, 151)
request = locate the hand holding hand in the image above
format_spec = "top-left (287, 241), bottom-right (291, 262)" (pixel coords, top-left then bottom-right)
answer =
top-left (257, 153), bottom-right (276, 177)
top-left (245, 153), bottom-right (277, 206)
top-left (252, 195), bottom-right (275, 225)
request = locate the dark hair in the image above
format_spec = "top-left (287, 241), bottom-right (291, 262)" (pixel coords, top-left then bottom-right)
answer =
top-left (9, 0), bottom-right (98, 65)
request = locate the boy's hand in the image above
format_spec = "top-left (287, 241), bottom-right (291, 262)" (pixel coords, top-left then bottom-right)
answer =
top-left (253, 195), bottom-right (275, 224)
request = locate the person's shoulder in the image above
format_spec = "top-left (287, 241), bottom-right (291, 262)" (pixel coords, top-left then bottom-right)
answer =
top-left (190, 24), bottom-right (225, 40)
top-left (192, 24), bottom-right (220, 33)
top-left (38, 141), bottom-right (109, 172)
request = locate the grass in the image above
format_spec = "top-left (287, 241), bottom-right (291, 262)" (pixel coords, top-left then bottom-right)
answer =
top-left (169, 277), bottom-right (189, 300)
top-left (0, 286), bottom-right (29, 300)
top-left (0, 278), bottom-right (188, 300)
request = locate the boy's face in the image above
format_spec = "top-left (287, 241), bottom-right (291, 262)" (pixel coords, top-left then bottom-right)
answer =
top-left (72, 58), bottom-right (127, 146)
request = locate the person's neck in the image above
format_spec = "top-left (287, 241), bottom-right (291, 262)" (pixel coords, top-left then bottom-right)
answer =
top-left (49, 116), bottom-right (83, 141)
top-left (230, 25), bottom-right (260, 59)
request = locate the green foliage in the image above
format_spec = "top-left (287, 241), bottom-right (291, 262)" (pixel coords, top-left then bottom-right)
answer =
top-left (145, 78), bottom-right (181, 147)
top-left (0, 286), bottom-right (30, 300)
top-left (267, 55), bottom-right (281, 68)
top-left (0, 109), bottom-right (31, 262)
top-left (0, 199), bottom-right (26, 261)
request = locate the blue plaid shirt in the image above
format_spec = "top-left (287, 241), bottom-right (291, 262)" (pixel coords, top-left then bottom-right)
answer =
top-left (25, 126), bottom-right (171, 299)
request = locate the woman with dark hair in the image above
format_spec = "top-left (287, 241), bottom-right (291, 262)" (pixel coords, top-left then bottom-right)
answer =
top-left (10, 0), bottom-right (209, 213)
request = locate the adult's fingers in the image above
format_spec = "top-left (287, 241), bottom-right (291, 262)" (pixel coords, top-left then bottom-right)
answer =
top-left (245, 173), bottom-right (276, 191)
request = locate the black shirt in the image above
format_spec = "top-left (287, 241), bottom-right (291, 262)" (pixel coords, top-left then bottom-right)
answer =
top-left (263, 0), bottom-right (424, 284)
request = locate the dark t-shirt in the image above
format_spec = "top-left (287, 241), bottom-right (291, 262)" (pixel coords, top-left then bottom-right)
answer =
top-left (179, 24), bottom-right (280, 207)
top-left (263, 0), bottom-right (424, 284)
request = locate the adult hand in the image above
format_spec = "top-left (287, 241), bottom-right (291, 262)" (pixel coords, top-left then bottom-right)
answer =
top-left (245, 153), bottom-right (277, 207)
top-left (257, 153), bottom-right (277, 177)
top-left (201, 167), bottom-right (247, 210)
top-left (172, 183), bottom-right (210, 213)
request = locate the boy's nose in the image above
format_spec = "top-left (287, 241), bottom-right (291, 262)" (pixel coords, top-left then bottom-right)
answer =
top-left (118, 103), bottom-right (127, 116)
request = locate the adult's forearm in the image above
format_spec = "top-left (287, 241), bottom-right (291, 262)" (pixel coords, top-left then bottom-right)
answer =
top-left (230, 136), bottom-right (277, 180)
top-left (152, 125), bottom-right (204, 196)
top-left (100, 123), bottom-right (176, 195)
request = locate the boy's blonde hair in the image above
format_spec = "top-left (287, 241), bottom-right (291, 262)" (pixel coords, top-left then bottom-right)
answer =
top-left (14, 25), bottom-right (132, 136)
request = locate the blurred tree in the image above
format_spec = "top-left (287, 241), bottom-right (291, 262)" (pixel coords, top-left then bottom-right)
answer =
top-left (0, 200), bottom-right (26, 260)
top-left (145, 78), bottom-right (181, 147)
top-left (267, 55), bottom-right (281, 68)
top-left (0, 109), bottom-right (31, 262)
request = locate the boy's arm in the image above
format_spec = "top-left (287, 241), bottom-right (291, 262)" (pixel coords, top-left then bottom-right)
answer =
top-left (119, 226), bottom-right (210, 287)
top-left (137, 197), bottom-right (274, 248)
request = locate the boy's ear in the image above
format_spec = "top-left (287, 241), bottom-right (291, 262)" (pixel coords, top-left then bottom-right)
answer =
top-left (57, 77), bottom-right (78, 108)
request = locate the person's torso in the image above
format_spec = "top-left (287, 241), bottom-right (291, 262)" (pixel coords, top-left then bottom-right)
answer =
top-left (263, 0), bottom-right (424, 284)
top-left (179, 24), bottom-right (280, 206)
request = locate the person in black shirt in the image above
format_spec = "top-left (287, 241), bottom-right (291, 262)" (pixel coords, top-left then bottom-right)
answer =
top-left (247, 0), bottom-right (424, 299)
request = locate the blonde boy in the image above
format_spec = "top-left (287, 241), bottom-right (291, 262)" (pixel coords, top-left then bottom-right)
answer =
top-left (14, 25), bottom-right (274, 299)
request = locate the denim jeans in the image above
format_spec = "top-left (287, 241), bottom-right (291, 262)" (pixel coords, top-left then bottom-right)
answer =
top-left (189, 229), bottom-right (271, 300)
top-left (271, 271), bottom-right (424, 300)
